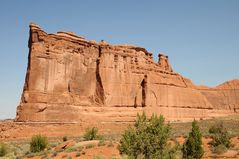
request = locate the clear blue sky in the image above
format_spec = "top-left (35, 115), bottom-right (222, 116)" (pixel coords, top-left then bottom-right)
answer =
top-left (0, 0), bottom-right (238, 119)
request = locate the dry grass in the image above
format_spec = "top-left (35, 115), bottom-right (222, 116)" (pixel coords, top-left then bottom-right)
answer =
top-left (1, 114), bottom-right (239, 158)
top-left (171, 115), bottom-right (239, 137)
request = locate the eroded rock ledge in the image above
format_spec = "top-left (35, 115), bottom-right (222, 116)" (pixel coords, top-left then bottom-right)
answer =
top-left (16, 23), bottom-right (239, 122)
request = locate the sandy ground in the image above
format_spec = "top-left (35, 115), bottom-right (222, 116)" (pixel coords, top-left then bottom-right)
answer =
top-left (1, 117), bottom-right (239, 158)
top-left (18, 137), bottom-right (239, 159)
top-left (0, 120), bottom-right (128, 140)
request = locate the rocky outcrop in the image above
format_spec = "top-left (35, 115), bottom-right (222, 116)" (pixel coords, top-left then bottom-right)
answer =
top-left (16, 23), bottom-right (239, 122)
top-left (200, 80), bottom-right (239, 113)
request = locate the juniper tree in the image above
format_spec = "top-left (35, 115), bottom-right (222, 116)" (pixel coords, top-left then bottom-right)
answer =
top-left (118, 112), bottom-right (172, 159)
top-left (182, 120), bottom-right (204, 159)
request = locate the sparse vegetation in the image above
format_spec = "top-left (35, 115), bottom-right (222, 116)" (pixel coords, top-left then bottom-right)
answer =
top-left (182, 120), bottom-right (204, 159)
top-left (118, 112), bottom-right (172, 159)
top-left (98, 140), bottom-right (106, 147)
top-left (1, 114), bottom-right (239, 158)
top-left (93, 155), bottom-right (106, 159)
top-left (63, 136), bottom-right (68, 142)
top-left (85, 143), bottom-right (96, 149)
top-left (30, 134), bottom-right (48, 152)
top-left (171, 115), bottom-right (239, 137)
top-left (0, 142), bottom-right (7, 157)
top-left (165, 141), bottom-right (182, 159)
top-left (213, 144), bottom-right (227, 154)
top-left (209, 121), bottom-right (231, 149)
top-left (83, 127), bottom-right (103, 141)
top-left (65, 147), bottom-right (77, 153)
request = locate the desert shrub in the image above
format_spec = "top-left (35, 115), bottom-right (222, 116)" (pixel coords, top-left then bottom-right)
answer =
top-left (0, 143), bottom-right (7, 157)
top-left (83, 127), bottom-right (102, 141)
top-left (98, 140), bottom-right (106, 147)
top-left (118, 112), bottom-right (171, 159)
top-left (93, 155), bottom-right (106, 159)
top-left (63, 136), bottom-right (68, 142)
top-left (209, 121), bottom-right (230, 148)
top-left (213, 144), bottom-right (227, 154)
top-left (30, 135), bottom-right (48, 152)
top-left (85, 144), bottom-right (95, 149)
top-left (65, 147), bottom-right (77, 153)
top-left (182, 120), bottom-right (204, 159)
top-left (165, 142), bottom-right (182, 159)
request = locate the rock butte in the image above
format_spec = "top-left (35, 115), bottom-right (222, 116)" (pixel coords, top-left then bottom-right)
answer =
top-left (16, 23), bottom-right (239, 123)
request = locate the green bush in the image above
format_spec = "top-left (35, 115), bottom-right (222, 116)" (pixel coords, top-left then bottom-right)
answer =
top-left (83, 127), bottom-right (102, 141)
top-left (98, 140), bottom-right (106, 147)
top-left (65, 147), bottom-right (77, 153)
top-left (85, 144), bottom-right (95, 149)
top-left (165, 142), bottom-right (182, 159)
top-left (63, 136), bottom-right (68, 142)
top-left (182, 120), bottom-right (204, 159)
top-left (209, 121), bottom-right (231, 148)
top-left (0, 143), bottom-right (7, 157)
top-left (118, 112), bottom-right (171, 159)
top-left (30, 134), bottom-right (48, 152)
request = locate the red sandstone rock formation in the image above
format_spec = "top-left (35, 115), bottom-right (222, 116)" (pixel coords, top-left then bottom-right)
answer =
top-left (200, 80), bottom-right (239, 113)
top-left (16, 23), bottom-right (239, 122)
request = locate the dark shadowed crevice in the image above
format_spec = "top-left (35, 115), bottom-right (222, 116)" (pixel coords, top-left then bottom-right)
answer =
top-left (95, 46), bottom-right (105, 105)
top-left (141, 75), bottom-right (148, 107)
top-left (134, 97), bottom-right (137, 108)
top-left (37, 106), bottom-right (47, 113)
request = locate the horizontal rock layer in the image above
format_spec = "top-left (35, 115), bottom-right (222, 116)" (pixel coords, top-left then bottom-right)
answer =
top-left (16, 23), bottom-right (239, 122)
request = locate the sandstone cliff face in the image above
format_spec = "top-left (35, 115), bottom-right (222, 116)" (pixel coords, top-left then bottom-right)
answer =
top-left (16, 23), bottom-right (238, 122)
top-left (200, 80), bottom-right (239, 112)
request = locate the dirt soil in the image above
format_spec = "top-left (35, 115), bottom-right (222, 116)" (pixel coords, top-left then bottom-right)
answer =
top-left (1, 116), bottom-right (239, 158)
top-left (0, 120), bottom-right (128, 140)
top-left (18, 137), bottom-right (239, 159)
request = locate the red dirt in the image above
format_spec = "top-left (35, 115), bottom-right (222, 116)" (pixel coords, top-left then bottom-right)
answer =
top-left (21, 137), bottom-right (239, 159)
top-left (1, 121), bottom-right (239, 158)
top-left (0, 121), bottom-right (128, 141)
